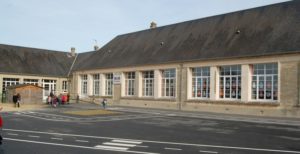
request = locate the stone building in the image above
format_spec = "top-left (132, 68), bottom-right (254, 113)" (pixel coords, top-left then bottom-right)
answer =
top-left (0, 1), bottom-right (299, 117)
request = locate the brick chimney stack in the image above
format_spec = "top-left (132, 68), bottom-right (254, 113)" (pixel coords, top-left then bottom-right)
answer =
top-left (150, 21), bottom-right (157, 29)
top-left (70, 47), bottom-right (76, 57)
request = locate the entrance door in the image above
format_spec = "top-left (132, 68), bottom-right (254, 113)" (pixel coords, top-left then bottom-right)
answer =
top-left (42, 80), bottom-right (56, 101)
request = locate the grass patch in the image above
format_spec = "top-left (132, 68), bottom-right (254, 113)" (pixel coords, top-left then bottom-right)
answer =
top-left (64, 109), bottom-right (120, 116)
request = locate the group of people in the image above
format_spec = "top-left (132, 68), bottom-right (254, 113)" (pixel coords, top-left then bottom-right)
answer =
top-left (47, 91), bottom-right (70, 107)
top-left (12, 93), bottom-right (21, 108)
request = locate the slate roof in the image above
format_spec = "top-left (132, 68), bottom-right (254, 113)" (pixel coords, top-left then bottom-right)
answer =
top-left (0, 44), bottom-right (75, 77)
top-left (73, 0), bottom-right (300, 71)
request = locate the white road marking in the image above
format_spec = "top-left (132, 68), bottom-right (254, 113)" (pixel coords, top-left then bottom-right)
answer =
top-left (103, 142), bottom-right (136, 147)
top-left (28, 135), bottom-right (40, 138)
top-left (7, 133), bottom-right (18, 136)
top-left (94, 145), bottom-right (129, 150)
top-left (199, 150), bottom-right (218, 153)
top-left (4, 128), bottom-right (300, 153)
top-left (51, 137), bottom-right (63, 140)
top-left (4, 137), bottom-right (159, 154)
top-left (112, 139), bottom-right (142, 144)
top-left (75, 140), bottom-right (89, 143)
top-left (166, 114), bottom-right (176, 116)
top-left (164, 147), bottom-right (182, 151)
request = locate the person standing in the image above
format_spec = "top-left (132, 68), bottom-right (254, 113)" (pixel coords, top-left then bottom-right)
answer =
top-left (16, 93), bottom-right (21, 108)
top-left (12, 93), bottom-right (18, 107)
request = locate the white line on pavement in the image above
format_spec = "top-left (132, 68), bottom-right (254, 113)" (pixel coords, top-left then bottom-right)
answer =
top-left (51, 137), bottom-right (63, 140)
top-left (94, 145), bottom-right (129, 150)
top-left (112, 139), bottom-right (142, 144)
top-left (164, 147), bottom-right (182, 151)
top-left (4, 137), bottom-right (160, 154)
top-left (199, 150), bottom-right (218, 153)
top-left (7, 133), bottom-right (18, 136)
top-left (28, 135), bottom-right (40, 138)
top-left (103, 142), bottom-right (137, 147)
top-left (4, 128), bottom-right (300, 153)
top-left (75, 140), bottom-right (89, 143)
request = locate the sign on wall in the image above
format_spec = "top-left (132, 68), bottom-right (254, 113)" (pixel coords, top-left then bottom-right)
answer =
top-left (113, 73), bottom-right (121, 84)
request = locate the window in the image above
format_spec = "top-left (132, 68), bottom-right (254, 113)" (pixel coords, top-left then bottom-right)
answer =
top-left (2, 78), bottom-right (19, 93)
top-left (125, 72), bottom-right (135, 96)
top-left (81, 75), bottom-right (88, 95)
top-left (105, 73), bottom-right (113, 96)
top-left (251, 63), bottom-right (278, 101)
top-left (161, 69), bottom-right (176, 97)
top-left (24, 79), bottom-right (39, 86)
top-left (93, 74), bottom-right (100, 96)
top-left (42, 79), bottom-right (56, 97)
top-left (142, 71), bottom-right (154, 97)
top-left (191, 67), bottom-right (210, 98)
top-left (62, 81), bottom-right (68, 92)
top-left (219, 65), bottom-right (241, 99)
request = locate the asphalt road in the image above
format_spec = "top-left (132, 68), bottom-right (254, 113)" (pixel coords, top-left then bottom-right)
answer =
top-left (0, 104), bottom-right (300, 154)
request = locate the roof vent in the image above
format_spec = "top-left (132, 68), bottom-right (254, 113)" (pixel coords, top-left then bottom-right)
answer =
top-left (150, 21), bottom-right (157, 29)
top-left (160, 42), bottom-right (164, 46)
top-left (235, 29), bottom-right (241, 35)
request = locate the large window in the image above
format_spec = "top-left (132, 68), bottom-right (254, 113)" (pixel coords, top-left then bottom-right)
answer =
top-left (93, 74), bottom-right (100, 96)
top-left (161, 69), bottom-right (176, 97)
top-left (219, 65), bottom-right (241, 99)
top-left (24, 79), bottom-right (39, 86)
top-left (81, 75), bottom-right (88, 95)
top-left (105, 73), bottom-right (113, 96)
top-left (142, 71), bottom-right (154, 97)
top-left (251, 63), bottom-right (278, 101)
top-left (191, 67), bottom-right (210, 98)
top-left (2, 78), bottom-right (19, 93)
top-left (125, 72), bottom-right (135, 96)
top-left (62, 81), bottom-right (68, 92)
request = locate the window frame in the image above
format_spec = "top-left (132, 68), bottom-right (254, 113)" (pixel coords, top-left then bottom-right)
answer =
top-left (125, 72), bottom-right (135, 96)
top-left (105, 73), bottom-right (113, 96)
top-left (142, 71), bottom-right (154, 97)
top-left (191, 67), bottom-right (210, 99)
top-left (251, 63), bottom-right (278, 102)
top-left (219, 65), bottom-right (242, 100)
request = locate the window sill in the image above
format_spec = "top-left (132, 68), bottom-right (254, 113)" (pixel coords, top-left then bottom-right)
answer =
top-left (186, 99), bottom-right (279, 107)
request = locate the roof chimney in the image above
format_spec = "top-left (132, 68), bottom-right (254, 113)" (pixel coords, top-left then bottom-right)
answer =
top-left (94, 45), bottom-right (99, 51)
top-left (150, 21), bottom-right (157, 29)
top-left (70, 47), bottom-right (76, 57)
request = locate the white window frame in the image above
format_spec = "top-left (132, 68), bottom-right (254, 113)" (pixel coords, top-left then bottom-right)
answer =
top-left (161, 69), bottom-right (176, 98)
top-left (93, 74), bottom-right (100, 96)
top-left (251, 63), bottom-right (278, 101)
top-left (191, 67), bottom-right (210, 99)
top-left (24, 79), bottom-right (39, 86)
top-left (62, 80), bottom-right (68, 92)
top-left (105, 73), bottom-right (113, 96)
top-left (219, 65), bottom-right (241, 100)
top-left (2, 78), bottom-right (19, 93)
top-left (81, 75), bottom-right (88, 95)
top-left (142, 71), bottom-right (154, 97)
top-left (125, 72), bottom-right (135, 96)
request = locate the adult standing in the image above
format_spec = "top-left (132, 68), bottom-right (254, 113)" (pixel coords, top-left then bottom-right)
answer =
top-left (12, 93), bottom-right (18, 108)
top-left (16, 93), bottom-right (21, 108)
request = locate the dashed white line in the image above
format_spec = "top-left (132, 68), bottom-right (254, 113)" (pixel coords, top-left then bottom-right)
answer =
top-left (164, 147), bottom-right (182, 151)
top-left (75, 140), bottom-right (89, 143)
top-left (28, 135), bottom-right (40, 138)
top-left (112, 139), bottom-right (142, 144)
top-left (94, 145), bottom-right (129, 151)
top-left (103, 142), bottom-right (137, 147)
top-left (199, 150), bottom-right (218, 153)
top-left (51, 137), bottom-right (63, 140)
top-left (7, 133), bottom-right (18, 136)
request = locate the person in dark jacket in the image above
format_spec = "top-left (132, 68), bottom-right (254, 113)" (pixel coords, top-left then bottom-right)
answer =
top-left (12, 93), bottom-right (18, 108)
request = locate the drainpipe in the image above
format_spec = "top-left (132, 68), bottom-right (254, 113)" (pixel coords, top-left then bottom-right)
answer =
top-left (178, 63), bottom-right (183, 111)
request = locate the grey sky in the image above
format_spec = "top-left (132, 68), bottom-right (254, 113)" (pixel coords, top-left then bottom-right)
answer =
top-left (0, 0), bottom-right (289, 53)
